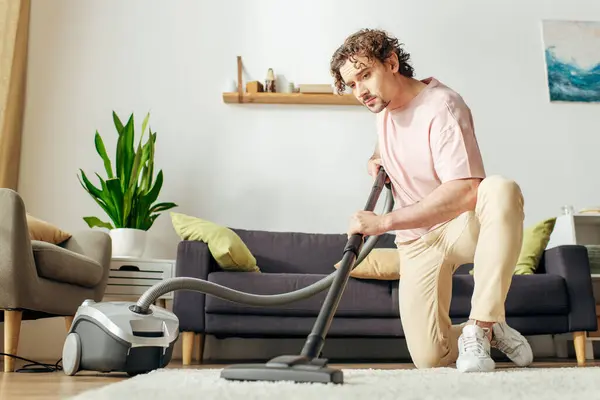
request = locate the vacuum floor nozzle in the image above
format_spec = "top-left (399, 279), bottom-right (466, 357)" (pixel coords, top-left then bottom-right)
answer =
top-left (220, 355), bottom-right (343, 384)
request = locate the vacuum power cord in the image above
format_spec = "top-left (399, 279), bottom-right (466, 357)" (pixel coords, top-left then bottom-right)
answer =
top-left (0, 352), bottom-right (62, 373)
top-left (132, 169), bottom-right (394, 315)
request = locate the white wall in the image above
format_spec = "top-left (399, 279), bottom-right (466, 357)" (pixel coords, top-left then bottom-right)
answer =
top-left (3, 0), bottom-right (600, 362)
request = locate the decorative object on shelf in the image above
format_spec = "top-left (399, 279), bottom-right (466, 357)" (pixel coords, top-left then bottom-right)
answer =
top-left (298, 84), bottom-right (334, 93)
top-left (223, 56), bottom-right (360, 106)
top-left (265, 68), bottom-right (276, 92)
top-left (541, 19), bottom-right (600, 103)
top-left (561, 205), bottom-right (575, 215)
top-left (246, 80), bottom-right (263, 93)
top-left (77, 111), bottom-right (178, 258)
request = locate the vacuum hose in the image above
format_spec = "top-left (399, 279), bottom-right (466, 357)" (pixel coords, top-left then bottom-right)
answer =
top-left (131, 168), bottom-right (394, 315)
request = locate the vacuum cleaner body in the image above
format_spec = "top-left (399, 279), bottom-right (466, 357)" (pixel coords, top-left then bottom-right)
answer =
top-left (62, 299), bottom-right (179, 376)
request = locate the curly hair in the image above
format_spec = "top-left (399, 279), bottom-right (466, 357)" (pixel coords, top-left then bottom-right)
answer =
top-left (330, 29), bottom-right (414, 94)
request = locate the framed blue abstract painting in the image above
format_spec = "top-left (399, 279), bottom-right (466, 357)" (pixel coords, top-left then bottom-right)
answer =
top-left (541, 20), bottom-right (600, 103)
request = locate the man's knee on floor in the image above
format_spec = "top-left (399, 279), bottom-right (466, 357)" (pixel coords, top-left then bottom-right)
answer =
top-left (411, 348), bottom-right (453, 369)
top-left (477, 175), bottom-right (524, 212)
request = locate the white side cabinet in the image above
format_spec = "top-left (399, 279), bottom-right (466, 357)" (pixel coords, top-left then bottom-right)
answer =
top-left (104, 257), bottom-right (176, 304)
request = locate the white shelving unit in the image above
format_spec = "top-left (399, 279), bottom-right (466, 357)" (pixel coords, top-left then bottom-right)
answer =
top-left (547, 213), bottom-right (600, 250)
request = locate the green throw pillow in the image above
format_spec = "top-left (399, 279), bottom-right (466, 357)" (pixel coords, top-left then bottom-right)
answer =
top-left (469, 217), bottom-right (556, 276)
top-left (514, 217), bottom-right (556, 275)
top-left (170, 212), bottom-right (259, 272)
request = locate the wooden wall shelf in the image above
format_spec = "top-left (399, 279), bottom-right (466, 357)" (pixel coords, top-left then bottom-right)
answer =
top-left (224, 55), bottom-right (361, 106)
top-left (222, 92), bottom-right (361, 106)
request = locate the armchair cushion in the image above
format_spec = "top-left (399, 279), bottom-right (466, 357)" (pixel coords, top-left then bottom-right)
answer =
top-left (32, 241), bottom-right (103, 288)
top-left (26, 214), bottom-right (71, 244)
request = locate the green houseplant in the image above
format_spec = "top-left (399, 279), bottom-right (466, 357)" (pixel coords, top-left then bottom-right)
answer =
top-left (78, 111), bottom-right (177, 257)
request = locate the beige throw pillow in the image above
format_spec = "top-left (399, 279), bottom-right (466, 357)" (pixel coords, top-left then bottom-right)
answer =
top-left (26, 214), bottom-right (72, 244)
top-left (334, 248), bottom-right (400, 280)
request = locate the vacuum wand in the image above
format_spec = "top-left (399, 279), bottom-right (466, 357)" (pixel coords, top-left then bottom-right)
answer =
top-left (300, 167), bottom-right (390, 359)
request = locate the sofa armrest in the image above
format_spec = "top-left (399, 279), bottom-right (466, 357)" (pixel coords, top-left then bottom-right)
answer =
top-left (172, 240), bottom-right (219, 332)
top-left (60, 229), bottom-right (112, 295)
top-left (0, 189), bottom-right (39, 308)
top-left (542, 245), bottom-right (597, 332)
top-left (61, 230), bottom-right (111, 264)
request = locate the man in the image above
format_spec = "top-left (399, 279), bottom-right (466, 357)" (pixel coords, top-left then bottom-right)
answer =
top-left (330, 28), bottom-right (533, 373)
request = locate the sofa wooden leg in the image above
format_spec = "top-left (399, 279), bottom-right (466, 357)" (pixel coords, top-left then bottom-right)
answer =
top-left (64, 316), bottom-right (74, 332)
top-left (194, 333), bottom-right (205, 364)
top-left (182, 332), bottom-right (195, 366)
top-left (573, 331), bottom-right (586, 366)
top-left (3, 309), bottom-right (23, 372)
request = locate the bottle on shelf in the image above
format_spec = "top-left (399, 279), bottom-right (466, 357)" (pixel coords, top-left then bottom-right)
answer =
top-left (265, 68), bottom-right (276, 93)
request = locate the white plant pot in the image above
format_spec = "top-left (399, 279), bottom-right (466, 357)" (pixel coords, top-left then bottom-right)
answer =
top-left (109, 228), bottom-right (147, 258)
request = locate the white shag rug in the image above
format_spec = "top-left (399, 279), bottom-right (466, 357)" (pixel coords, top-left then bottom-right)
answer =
top-left (69, 367), bottom-right (600, 400)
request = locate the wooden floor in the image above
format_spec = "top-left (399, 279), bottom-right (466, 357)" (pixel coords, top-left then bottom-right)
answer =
top-left (0, 359), bottom-right (597, 399)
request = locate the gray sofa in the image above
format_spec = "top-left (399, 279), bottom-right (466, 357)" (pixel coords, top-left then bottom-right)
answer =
top-left (172, 228), bottom-right (598, 366)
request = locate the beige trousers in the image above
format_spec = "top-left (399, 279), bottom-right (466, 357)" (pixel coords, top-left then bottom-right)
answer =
top-left (396, 175), bottom-right (525, 369)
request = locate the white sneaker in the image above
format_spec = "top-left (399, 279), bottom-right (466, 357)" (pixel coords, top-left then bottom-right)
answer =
top-left (491, 322), bottom-right (533, 367)
top-left (456, 324), bottom-right (495, 372)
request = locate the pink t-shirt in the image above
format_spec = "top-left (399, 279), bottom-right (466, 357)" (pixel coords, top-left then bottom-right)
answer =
top-left (377, 77), bottom-right (486, 243)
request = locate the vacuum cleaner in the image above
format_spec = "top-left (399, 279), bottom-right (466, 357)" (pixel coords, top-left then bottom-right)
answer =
top-left (62, 167), bottom-right (393, 384)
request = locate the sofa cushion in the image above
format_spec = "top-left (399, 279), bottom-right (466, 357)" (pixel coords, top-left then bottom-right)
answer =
top-left (470, 217), bottom-right (557, 276)
top-left (171, 212), bottom-right (259, 272)
top-left (334, 248), bottom-right (400, 280)
top-left (32, 240), bottom-right (103, 288)
top-left (449, 274), bottom-right (569, 317)
top-left (515, 217), bottom-right (557, 274)
top-left (205, 271), bottom-right (399, 318)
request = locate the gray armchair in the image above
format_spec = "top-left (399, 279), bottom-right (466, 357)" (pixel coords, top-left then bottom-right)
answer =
top-left (0, 188), bottom-right (111, 372)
